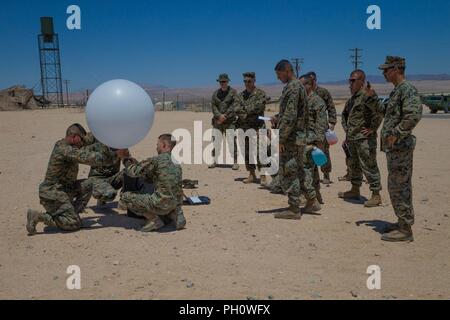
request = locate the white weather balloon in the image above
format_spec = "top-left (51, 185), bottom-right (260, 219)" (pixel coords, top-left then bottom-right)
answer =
top-left (86, 79), bottom-right (154, 149)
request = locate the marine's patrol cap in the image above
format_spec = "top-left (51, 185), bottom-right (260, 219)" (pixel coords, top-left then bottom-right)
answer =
top-left (242, 72), bottom-right (256, 79)
top-left (378, 56), bottom-right (406, 70)
top-left (217, 74), bottom-right (230, 82)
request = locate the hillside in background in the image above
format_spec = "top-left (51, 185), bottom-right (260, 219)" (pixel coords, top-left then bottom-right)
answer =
top-left (63, 75), bottom-right (450, 106)
top-left (324, 74), bottom-right (450, 85)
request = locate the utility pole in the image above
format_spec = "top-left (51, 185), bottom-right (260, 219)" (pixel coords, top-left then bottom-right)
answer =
top-left (64, 80), bottom-right (70, 106)
top-left (291, 58), bottom-right (304, 78)
top-left (349, 48), bottom-right (363, 70)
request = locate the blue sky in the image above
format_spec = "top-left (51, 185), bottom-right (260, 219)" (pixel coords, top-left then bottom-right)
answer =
top-left (1, 0), bottom-right (450, 90)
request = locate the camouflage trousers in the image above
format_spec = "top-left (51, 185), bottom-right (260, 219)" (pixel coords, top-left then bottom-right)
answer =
top-left (237, 127), bottom-right (270, 172)
top-left (279, 144), bottom-right (304, 208)
top-left (211, 123), bottom-right (237, 162)
top-left (269, 173), bottom-right (283, 192)
top-left (344, 156), bottom-right (351, 177)
top-left (301, 147), bottom-right (320, 200)
top-left (38, 180), bottom-right (92, 231)
top-left (348, 138), bottom-right (381, 192)
top-left (89, 171), bottom-right (124, 202)
top-left (120, 192), bottom-right (176, 217)
top-left (386, 148), bottom-right (415, 226)
top-left (319, 138), bottom-right (332, 174)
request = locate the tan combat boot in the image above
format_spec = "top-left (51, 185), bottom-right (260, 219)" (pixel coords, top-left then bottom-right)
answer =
top-left (381, 225), bottom-right (414, 242)
top-left (322, 173), bottom-right (331, 185)
top-left (168, 207), bottom-right (187, 230)
top-left (299, 194), bottom-right (307, 206)
top-left (338, 185), bottom-right (361, 200)
top-left (274, 206), bottom-right (302, 220)
top-left (302, 198), bottom-right (322, 214)
top-left (364, 192), bottom-right (382, 208)
top-left (243, 171), bottom-right (257, 184)
top-left (141, 213), bottom-right (165, 232)
top-left (26, 209), bottom-right (43, 235)
top-left (260, 175), bottom-right (268, 187)
top-left (232, 162), bottom-right (239, 170)
top-left (208, 162), bottom-right (217, 169)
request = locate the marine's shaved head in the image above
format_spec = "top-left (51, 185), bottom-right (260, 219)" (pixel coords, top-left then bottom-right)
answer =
top-left (66, 123), bottom-right (87, 137)
top-left (274, 60), bottom-right (294, 72)
top-left (351, 69), bottom-right (366, 82)
top-left (159, 133), bottom-right (176, 150)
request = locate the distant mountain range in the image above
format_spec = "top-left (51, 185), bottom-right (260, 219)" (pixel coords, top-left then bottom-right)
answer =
top-left (262, 74), bottom-right (450, 86)
top-left (141, 74), bottom-right (450, 102)
top-left (323, 74), bottom-right (450, 85)
top-left (65, 74), bottom-right (450, 105)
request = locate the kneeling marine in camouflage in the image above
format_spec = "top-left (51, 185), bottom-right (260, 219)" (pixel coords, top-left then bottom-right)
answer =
top-left (119, 134), bottom-right (186, 232)
top-left (26, 124), bottom-right (122, 235)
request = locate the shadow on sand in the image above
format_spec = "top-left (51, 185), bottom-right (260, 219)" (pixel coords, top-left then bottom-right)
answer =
top-left (257, 207), bottom-right (321, 216)
top-left (39, 201), bottom-right (179, 235)
top-left (355, 219), bottom-right (393, 235)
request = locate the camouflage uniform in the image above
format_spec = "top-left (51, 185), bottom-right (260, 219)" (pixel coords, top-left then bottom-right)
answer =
top-left (86, 138), bottom-right (124, 203)
top-left (120, 152), bottom-right (183, 218)
top-left (301, 92), bottom-right (328, 200)
top-left (316, 86), bottom-right (337, 175)
top-left (342, 89), bottom-right (383, 192)
top-left (275, 79), bottom-right (308, 209)
top-left (237, 87), bottom-right (267, 171)
top-left (38, 139), bottom-right (117, 231)
top-left (211, 86), bottom-right (241, 162)
top-left (379, 80), bottom-right (422, 227)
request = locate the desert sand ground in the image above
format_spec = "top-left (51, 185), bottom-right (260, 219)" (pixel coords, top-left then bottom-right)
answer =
top-left (0, 108), bottom-right (449, 300)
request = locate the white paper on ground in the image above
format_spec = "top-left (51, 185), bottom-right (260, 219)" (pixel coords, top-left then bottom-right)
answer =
top-left (189, 197), bottom-right (202, 204)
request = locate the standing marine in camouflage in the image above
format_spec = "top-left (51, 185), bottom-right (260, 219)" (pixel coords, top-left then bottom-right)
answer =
top-left (26, 124), bottom-right (123, 235)
top-left (84, 133), bottom-right (125, 206)
top-left (236, 72), bottom-right (269, 186)
top-left (119, 134), bottom-right (186, 232)
top-left (338, 70), bottom-right (383, 207)
top-left (209, 74), bottom-right (241, 170)
top-left (270, 60), bottom-right (308, 220)
top-left (299, 75), bottom-right (328, 212)
top-left (376, 56), bottom-right (422, 242)
top-left (307, 72), bottom-right (337, 184)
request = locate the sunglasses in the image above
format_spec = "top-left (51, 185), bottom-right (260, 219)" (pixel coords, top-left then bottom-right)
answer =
top-left (219, 81), bottom-right (228, 84)
top-left (243, 80), bottom-right (253, 84)
top-left (349, 78), bottom-right (361, 83)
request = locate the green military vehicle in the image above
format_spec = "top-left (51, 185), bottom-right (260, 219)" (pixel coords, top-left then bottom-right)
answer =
top-left (421, 94), bottom-right (450, 114)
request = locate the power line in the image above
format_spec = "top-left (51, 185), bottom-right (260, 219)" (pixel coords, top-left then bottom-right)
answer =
top-left (349, 48), bottom-right (363, 70)
top-left (291, 58), bottom-right (304, 78)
